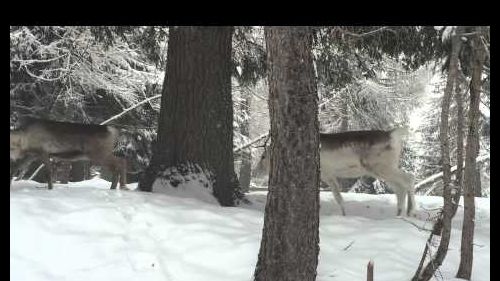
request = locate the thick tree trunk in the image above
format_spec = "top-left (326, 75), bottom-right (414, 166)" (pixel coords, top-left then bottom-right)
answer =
top-left (238, 87), bottom-right (252, 193)
top-left (456, 28), bottom-right (486, 280)
top-left (413, 26), bottom-right (463, 281)
top-left (138, 26), bottom-right (240, 206)
top-left (254, 26), bottom-right (320, 281)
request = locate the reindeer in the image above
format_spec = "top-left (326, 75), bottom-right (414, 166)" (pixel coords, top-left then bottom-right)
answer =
top-left (10, 117), bottom-right (128, 190)
top-left (253, 128), bottom-right (416, 216)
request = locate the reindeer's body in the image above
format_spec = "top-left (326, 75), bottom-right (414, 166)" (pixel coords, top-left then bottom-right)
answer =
top-left (10, 118), bottom-right (127, 190)
top-left (255, 128), bottom-right (415, 216)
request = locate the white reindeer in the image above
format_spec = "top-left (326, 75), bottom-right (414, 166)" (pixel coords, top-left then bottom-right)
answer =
top-left (254, 128), bottom-right (415, 216)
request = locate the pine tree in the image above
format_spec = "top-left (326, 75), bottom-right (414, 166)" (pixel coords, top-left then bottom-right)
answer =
top-left (254, 26), bottom-right (320, 281)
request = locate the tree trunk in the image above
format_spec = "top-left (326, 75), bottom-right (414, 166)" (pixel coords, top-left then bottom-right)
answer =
top-left (413, 26), bottom-right (463, 281)
top-left (254, 26), bottom-right (320, 281)
top-left (70, 161), bottom-right (89, 182)
top-left (238, 86), bottom-right (252, 193)
top-left (340, 91), bottom-right (349, 131)
top-left (473, 165), bottom-right (482, 197)
top-left (456, 27), bottom-right (486, 280)
top-left (338, 94), bottom-right (353, 191)
top-left (138, 26), bottom-right (240, 206)
top-left (452, 76), bottom-right (464, 216)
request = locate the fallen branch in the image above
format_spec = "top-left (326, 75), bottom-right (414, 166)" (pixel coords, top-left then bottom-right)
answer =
top-left (28, 164), bottom-right (45, 181)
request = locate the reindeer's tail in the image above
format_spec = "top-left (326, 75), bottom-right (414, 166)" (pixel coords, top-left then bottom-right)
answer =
top-left (390, 126), bottom-right (410, 140)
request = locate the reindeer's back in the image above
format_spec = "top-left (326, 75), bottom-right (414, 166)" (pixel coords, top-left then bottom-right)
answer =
top-left (21, 119), bottom-right (117, 158)
top-left (320, 130), bottom-right (403, 178)
top-left (320, 130), bottom-right (391, 150)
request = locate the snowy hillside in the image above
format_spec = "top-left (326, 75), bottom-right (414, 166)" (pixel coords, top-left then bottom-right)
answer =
top-left (10, 179), bottom-right (490, 281)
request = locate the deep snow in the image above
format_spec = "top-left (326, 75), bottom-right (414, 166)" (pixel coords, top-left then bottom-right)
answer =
top-left (10, 179), bottom-right (489, 281)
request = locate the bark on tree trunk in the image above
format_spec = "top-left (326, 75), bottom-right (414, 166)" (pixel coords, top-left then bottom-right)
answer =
top-left (340, 92), bottom-right (349, 131)
top-left (456, 27), bottom-right (486, 280)
top-left (254, 26), bottom-right (320, 281)
top-left (451, 76), bottom-right (464, 216)
top-left (138, 26), bottom-right (240, 206)
top-left (473, 165), bottom-right (482, 197)
top-left (413, 26), bottom-right (463, 281)
top-left (338, 94), bottom-right (353, 191)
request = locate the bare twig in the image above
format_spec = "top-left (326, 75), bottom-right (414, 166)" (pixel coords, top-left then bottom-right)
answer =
top-left (11, 54), bottom-right (68, 64)
top-left (100, 94), bottom-right (162, 125)
top-left (338, 26), bottom-right (397, 38)
top-left (342, 240), bottom-right (355, 251)
top-left (399, 217), bottom-right (432, 232)
top-left (28, 164), bottom-right (45, 181)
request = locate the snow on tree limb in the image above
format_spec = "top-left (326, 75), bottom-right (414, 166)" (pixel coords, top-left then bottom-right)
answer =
top-left (100, 94), bottom-right (162, 125)
top-left (414, 154), bottom-right (490, 194)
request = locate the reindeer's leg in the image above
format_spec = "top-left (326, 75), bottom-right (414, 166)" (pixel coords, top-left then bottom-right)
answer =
top-left (389, 170), bottom-right (415, 216)
top-left (45, 157), bottom-right (54, 190)
top-left (392, 182), bottom-right (407, 217)
top-left (326, 177), bottom-right (346, 216)
top-left (10, 165), bottom-right (14, 187)
top-left (110, 166), bottom-right (118, 190)
top-left (370, 166), bottom-right (414, 216)
top-left (404, 172), bottom-right (416, 216)
top-left (119, 160), bottom-right (128, 190)
top-left (10, 156), bottom-right (32, 184)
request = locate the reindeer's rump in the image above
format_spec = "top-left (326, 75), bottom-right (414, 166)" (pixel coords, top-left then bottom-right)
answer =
top-left (319, 129), bottom-right (405, 178)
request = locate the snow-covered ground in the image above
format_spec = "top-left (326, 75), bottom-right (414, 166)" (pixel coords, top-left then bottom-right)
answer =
top-left (10, 179), bottom-right (489, 281)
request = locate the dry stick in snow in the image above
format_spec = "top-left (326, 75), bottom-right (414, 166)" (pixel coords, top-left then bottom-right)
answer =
top-left (342, 240), bottom-right (355, 251)
top-left (412, 26), bottom-right (463, 281)
top-left (367, 260), bottom-right (374, 281)
top-left (27, 95), bottom-right (162, 181)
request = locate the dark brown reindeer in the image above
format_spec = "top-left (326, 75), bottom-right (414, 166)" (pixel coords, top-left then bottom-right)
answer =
top-left (10, 117), bottom-right (128, 190)
top-left (254, 128), bottom-right (416, 216)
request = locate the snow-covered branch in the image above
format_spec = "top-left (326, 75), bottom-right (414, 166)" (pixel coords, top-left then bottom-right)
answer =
top-left (414, 154), bottom-right (490, 194)
top-left (100, 94), bottom-right (162, 125)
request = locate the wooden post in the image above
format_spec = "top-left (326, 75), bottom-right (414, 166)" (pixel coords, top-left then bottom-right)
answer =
top-left (367, 260), bottom-right (374, 281)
